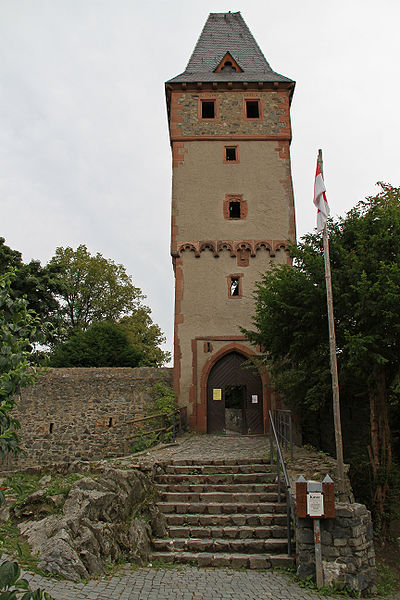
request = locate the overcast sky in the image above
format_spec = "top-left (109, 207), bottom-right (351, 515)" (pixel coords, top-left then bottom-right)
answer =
top-left (1, 0), bottom-right (399, 360)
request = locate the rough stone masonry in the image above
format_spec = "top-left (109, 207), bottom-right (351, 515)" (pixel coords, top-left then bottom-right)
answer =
top-left (5, 367), bottom-right (173, 471)
top-left (292, 498), bottom-right (376, 592)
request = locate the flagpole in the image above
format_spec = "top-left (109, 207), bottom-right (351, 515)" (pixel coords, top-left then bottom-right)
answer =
top-left (318, 149), bottom-right (345, 497)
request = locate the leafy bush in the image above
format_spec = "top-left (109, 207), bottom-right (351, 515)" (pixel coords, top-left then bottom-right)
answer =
top-left (0, 556), bottom-right (53, 599)
top-left (49, 321), bottom-right (142, 367)
top-left (130, 384), bottom-right (178, 453)
top-left (149, 382), bottom-right (177, 415)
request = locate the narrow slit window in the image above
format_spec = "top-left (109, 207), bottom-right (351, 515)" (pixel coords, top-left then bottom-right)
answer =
top-left (201, 100), bottom-right (215, 119)
top-left (229, 201), bottom-right (241, 219)
top-left (49, 423), bottom-right (54, 434)
top-left (225, 147), bottom-right (237, 162)
top-left (230, 277), bottom-right (240, 296)
top-left (246, 100), bottom-right (260, 119)
top-left (108, 418), bottom-right (113, 428)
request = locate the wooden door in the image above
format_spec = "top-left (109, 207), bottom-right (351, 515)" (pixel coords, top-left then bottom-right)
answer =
top-left (207, 352), bottom-right (263, 434)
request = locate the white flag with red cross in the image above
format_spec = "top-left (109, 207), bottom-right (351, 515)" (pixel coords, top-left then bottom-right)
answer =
top-left (313, 160), bottom-right (330, 232)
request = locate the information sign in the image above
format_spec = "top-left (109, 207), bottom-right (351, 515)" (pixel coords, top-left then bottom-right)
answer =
top-left (213, 388), bottom-right (222, 401)
top-left (307, 492), bottom-right (324, 517)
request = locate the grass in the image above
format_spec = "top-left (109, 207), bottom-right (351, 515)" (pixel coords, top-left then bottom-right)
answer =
top-left (103, 552), bottom-right (129, 576)
top-left (0, 520), bottom-right (62, 579)
top-left (45, 473), bottom-right (83, 497)
top-left (294, 575), bottom-right (362, 598)
top-left (2, 472), bottom-right (95, 508)
top-left (375, 560), bottom-right (400, 596)
top-left (3, 473), bottom-right (42, 504)
top-left (280, 559), bottom-right (400, 598)
top-left (0, 470), bottom-right (100, 579)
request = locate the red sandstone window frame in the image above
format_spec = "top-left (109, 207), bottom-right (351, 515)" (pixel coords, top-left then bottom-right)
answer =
top-left (243, 97), bottom-right (262, 120)
top-left (223, 194), bottom-right (247, 220)
top-left (198, 98), bottom-right (218, 120)
top-left (227, 273), bottom-right (243, 298)
top-left (223, 145), bottom-right (240, 164)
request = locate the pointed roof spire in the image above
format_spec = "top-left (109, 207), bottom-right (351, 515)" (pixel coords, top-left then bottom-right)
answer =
top-left (167, 12), bottom-right (293, 84)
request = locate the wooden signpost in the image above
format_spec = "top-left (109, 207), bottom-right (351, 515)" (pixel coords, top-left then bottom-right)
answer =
top-left (296, 475), bottom-right (335, 587)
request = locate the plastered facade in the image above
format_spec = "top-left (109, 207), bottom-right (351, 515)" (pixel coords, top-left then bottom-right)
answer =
top-left (167, 82), bottom-right (295, 432)
top-left (171, 140), bottom-right (295, 249)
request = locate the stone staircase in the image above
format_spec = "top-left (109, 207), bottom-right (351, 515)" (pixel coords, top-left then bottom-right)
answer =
top-left (151, 457), bottom-right (294, 569)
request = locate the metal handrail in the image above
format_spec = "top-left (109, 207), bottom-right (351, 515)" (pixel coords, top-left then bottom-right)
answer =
top-left (272, 409), bottom-right (293, 459)
top-left (269, 409), bottom-right (292, 556)
top-left (126, 407), bottom-right (187, 443)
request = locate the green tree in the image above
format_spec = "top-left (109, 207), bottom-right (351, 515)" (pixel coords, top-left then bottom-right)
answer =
top-left (48, 321), bottom-right (143, 368)
top-left (48, 245), bottom-right (144, 334)
top-left (118, 308), bottom-right (170, 366)
top-left (0, 238), bottom-right (61, 345)
top-left (0, 270), bottom-right (53, 599)
top-left (0, 271), bottom-right (40, 460)
top-left (244, 183), bottom-right (400, 530)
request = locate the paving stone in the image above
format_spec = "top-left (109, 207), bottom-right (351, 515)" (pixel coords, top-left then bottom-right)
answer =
top-left (7, 436), bottom-right (359, 598)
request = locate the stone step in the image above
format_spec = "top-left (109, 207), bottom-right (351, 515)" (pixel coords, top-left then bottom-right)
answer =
top-left (150, 551), bottom-right (294, 570)
top-left (164, 513), bottom-right (287, 527)
top-left (153, 537), bottom-right (288, 554)
top-left (158, 491), bottom-right (279, 503)
top-left (158, 502), bottom-right (287, 515)
top-left (156, 483), bottom-right (277, 494)
top-left (156, 473), bottom-right (276, 485)
top-left (167, 525), bottom-right (287, 540)
top-left (167, 457), bottom-right (269, 466)
top-left (164, 464), bottom-right (273, 475)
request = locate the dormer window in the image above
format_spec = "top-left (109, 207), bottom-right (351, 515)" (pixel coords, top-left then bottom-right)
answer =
top-left (221, 61), bottom-right (236, 72)
top-left (215, 52), bottom-right (243, 73)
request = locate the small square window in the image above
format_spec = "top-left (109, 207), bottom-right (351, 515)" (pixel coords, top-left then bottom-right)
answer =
top-left (223, 194), bottom-right (247, 221)
top-left (229, 201), bottom-right (241, 219)
top-left (246, 100), bottom-right (260, 119)
top-left (223, 145), bottom-right (239, 164)
top-left (201, 100), bottom-right (215, 119)
top-left (225, 147), bottom-right (237, 161)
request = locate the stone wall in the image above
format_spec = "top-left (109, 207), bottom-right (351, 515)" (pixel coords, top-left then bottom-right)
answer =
top-left (5, 367), bottom-right (173, 471)
top-left (293, 500), bottom-right (376, 593)
top-left (171, 90), bottom-right (290, 138)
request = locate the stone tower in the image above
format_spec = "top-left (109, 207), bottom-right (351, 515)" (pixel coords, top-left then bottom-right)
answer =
top-left (165, 12), bottom-right (295, 434)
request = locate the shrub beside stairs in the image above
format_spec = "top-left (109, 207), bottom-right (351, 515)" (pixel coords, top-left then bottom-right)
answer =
top-left (151, 457), bottom-right (294, 569)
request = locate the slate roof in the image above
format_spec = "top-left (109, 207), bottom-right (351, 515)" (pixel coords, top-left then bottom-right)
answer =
top-left (167, 12), bottom-right (293, 84)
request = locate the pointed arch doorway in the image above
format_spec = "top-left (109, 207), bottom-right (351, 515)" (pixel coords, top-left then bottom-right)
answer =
top-left (206, 351), bottom-right (264, 434)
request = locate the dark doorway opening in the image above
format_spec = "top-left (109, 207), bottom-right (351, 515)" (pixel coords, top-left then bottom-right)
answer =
top-left (225, 385), bottom-right (245, 434)
top-left (207, 351), bottom-right (263, 435)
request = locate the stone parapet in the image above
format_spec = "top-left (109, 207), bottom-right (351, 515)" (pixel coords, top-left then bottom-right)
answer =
top-left (4, 367), bottom-right (173, 471)
top-left (292, 497), bottom-right (376, 593)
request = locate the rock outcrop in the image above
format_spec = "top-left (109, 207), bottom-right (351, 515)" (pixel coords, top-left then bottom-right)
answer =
top-left (16, 467), bottom-right (165, 580)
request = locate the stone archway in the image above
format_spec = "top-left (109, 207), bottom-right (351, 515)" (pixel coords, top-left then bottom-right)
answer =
top-left (206, 351), bottom-right (264, 435)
